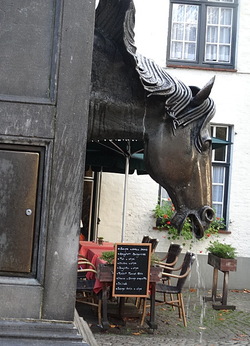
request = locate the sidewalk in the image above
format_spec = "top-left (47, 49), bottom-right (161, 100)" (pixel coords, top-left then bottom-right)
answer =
top-left (77, 288), bottom-right (250, 345)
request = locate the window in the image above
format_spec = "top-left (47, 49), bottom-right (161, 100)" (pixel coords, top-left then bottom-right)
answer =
top-left (159, 125), bottom-right (232, 228)
top-left (167, 0), bottom-right (238, 69)
top-left (211, 125), bottom-right (232, 226)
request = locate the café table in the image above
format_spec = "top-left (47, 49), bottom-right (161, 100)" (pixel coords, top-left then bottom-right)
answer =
top-left (79, 241), bottom-right (114, 258)
top-left (78, 241), bottom-right (115, 293)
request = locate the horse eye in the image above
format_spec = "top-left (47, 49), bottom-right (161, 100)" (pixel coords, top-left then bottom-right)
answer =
top-left (201, 140), bottom-right (211, 151)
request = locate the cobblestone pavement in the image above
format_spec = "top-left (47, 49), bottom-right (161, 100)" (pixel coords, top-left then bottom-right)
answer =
top-left (77, 288), bottom-right (250, 346)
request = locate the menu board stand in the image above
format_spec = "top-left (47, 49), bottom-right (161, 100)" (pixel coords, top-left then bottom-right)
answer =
top-left (112, 243), bottom-right (151, 298)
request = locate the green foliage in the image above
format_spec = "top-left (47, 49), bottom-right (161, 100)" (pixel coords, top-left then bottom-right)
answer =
top-left (100, 251), bottom-right (158, 266)
top-left (206, 240), bottom-right (237, 259)
top-left (150, 253), bottom-right (160, 265)
top-left (153, 200), bottom-right (175, 220)
top-left (153, 199), bottom-right (223, 246)
top-left (100, 251), bottom-right (115, 264)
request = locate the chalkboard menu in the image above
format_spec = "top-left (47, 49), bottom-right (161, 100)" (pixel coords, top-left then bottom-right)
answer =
top-left (112, 243), bottom-right (151, 297)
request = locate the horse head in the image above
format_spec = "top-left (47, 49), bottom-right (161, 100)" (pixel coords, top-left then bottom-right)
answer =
top-left (144, 77), bottom-right (215, 239)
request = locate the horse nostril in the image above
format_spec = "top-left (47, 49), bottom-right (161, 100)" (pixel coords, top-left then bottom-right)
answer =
top-left (201, 206), bottom-right (214, 223)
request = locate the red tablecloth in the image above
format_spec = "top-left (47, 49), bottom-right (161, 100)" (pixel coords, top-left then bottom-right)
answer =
top-left (79, 241), bottom-right (114, 258)
top-left (78, 241), bottom-right (114, 293)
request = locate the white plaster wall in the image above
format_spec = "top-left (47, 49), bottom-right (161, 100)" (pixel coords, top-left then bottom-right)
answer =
top-left (97, 0), bottom-right (250, 259)
top-left (97, 173), bottom-right (124, 243)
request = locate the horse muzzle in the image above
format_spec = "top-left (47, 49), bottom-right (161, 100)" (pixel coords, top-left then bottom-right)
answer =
top-left (171, 206), bottom-right (215, 239)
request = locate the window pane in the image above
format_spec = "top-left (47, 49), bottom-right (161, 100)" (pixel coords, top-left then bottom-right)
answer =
top-left (173, 4), bottom-right (185, 22)
top-left (212, 166), bottom-right (225, 184)
top-left (186, 5), bottom-right (198, 22)
top-left (214, 146), bottom-right (226, 161)
top-left (216, 127), bottom-right (227, 140)
top-left (220, 8), bottom-right (232, 25)
top-left (185, 24), bottom-right (197, 41)
top-left (170, 42), bottom-right (183, 59)
top-left (207, 26), bottom-right (218, 42)
top-left (172, 23), bottom-right (184, 40)
top-left (184, 43), bottom-right (196, 60)
top-left (207, 7), bottom-right (219, 24)
top-left (213, 185), bottom-right (223, 203)
top-left (161, 187), bottom-right (169, 200)
top-left (219, 45), bottom-right (230, 62)
top-left (206, 44), bottom-right (217, 61)
top-left (212, 204), bottom-right (223, 219)
top-left (220, 27), bottom-right (231, 44)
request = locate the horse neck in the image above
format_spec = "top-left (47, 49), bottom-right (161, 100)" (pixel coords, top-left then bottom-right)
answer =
top-left (87, 93), bottom-right (146, 141)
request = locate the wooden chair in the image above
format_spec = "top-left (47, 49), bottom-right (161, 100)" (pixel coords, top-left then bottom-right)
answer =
top-left (153, 243), bottom-right (182, 303)
top-left (149, 238), bottom-right (159, 253)
top-left (76, 260), bottom-right (102, 325)
top-left (141, 251), bottom-right (196, 327)
top-left (78, 255), bottom-right (96, 271)
top-left (159, 243), bottom-right (182, 266)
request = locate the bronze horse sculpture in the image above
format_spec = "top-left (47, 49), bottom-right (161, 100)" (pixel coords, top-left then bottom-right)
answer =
top-left (87, 0), bottom-right (216, 238)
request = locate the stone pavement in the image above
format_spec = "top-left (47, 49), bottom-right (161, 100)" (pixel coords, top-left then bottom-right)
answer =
top-left (77, 288), bottom-right (250, 346)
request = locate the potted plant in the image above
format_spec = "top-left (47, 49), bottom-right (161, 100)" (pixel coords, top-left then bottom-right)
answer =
top-left (100, 250), bottom-right (115, 264)
top-left (97, 236), bottom-right (104, 245)
top-left (206, 240), bottom-right (237, 271)
top-left (98, 251), bottom-right (115, 282)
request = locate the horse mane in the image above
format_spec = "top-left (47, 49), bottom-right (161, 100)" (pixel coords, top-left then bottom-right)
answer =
top-left (123, 3), bottom-right (215, 152)
top-left (95, 0), bottom-right (215, 151)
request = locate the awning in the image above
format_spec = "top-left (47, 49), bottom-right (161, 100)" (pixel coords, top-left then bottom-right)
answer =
top-left (211, 137), bottom-right (232, 150)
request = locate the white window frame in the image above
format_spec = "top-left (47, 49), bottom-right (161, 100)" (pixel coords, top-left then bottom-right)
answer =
top-left (167, 0), bottom-right (238, 70)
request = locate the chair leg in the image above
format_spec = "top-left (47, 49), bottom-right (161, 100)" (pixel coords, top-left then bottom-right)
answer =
top-left (140, 298), bottom-right (147, 326)
top-left (163, 279), bottom-right (175, 310)
top-left (135, 297), bottom-right (141, 308)
top-left (97, 298), bottom-right (102, 326)
top-left (178, 293), bottom-right (187, 327)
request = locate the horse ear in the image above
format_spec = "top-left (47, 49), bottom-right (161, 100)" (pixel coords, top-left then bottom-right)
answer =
top-left (191, 76), bottom-right (215, 106)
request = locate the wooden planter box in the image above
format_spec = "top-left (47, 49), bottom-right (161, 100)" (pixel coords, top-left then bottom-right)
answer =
top-left (205, 253), bottom-right (237, 310)
top-left (208, 253), bottom-right (237, 272)
top-left (97, 264), bottom-right (113, 282)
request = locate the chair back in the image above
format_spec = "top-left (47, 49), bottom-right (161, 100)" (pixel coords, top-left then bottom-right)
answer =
top-left (149, 238), bottom-right (159, 252)
top-left (141, 235), bottom-right (152, 243)
top-left (176, 251), bottom-right (196, 291)
top-left (163, 243), bottom-right (182, 274)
